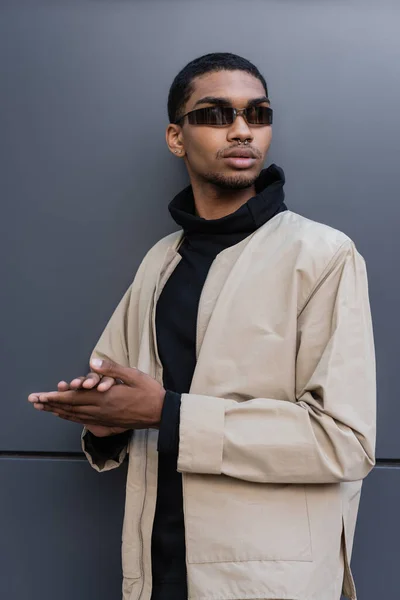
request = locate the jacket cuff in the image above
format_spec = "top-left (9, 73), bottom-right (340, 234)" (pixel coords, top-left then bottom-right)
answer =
top-left (177, 393), bottom-right (225, 475)
top-left (157, 390), bottom-right (181, 455)
top-left (82, 428), bottom-right (131, 470)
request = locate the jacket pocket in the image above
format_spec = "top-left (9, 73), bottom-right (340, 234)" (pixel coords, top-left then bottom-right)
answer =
top-left (184, 474), bottom-right (313, 563)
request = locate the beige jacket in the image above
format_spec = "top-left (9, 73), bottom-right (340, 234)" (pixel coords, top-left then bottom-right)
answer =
top-left (82, 210), bottom-right (376, 600)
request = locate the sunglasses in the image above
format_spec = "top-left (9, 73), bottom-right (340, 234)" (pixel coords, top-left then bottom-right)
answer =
top-left (175, 105), bottom-right (273, 126)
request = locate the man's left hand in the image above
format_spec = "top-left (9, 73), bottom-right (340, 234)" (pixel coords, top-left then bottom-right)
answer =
top-left (28, 358), bottom-right (166, 429)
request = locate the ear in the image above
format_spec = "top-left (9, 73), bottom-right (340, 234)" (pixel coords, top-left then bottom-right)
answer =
top-left (166, 123), bottom-right (185, 156)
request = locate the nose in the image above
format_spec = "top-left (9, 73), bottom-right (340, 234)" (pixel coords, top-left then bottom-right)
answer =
top-left (227, 113), bottom-right (254, 144)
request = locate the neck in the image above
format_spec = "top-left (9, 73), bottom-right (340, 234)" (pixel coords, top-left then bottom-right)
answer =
top-left (190, 176), bottom-right (256, 220)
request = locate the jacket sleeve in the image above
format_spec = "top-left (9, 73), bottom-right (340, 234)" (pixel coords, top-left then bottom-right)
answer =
top-left (177, 241), bottom-right (376, 484)
top-left (81, 283), bottom-right (134, 472)
top-left (81, 250), bottom-right (150, 472)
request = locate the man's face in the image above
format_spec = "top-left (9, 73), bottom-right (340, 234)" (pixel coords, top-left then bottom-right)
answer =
top-left (171, 70), bottom-right (273, 190)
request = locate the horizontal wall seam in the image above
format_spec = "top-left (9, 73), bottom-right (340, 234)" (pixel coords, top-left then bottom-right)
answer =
top-left (374, 459), bottom-right (400, 468)
top-left (0, 451), bottom-right (86, 460)
top-left (0, 453), bottom-right (400, 467)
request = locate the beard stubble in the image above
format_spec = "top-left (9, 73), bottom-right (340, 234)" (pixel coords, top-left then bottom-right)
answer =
top-left (201, 170), bottom-right (259, 190)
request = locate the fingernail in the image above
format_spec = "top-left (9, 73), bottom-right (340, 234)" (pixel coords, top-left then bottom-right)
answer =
top-left (91, 358), bottom-right (103, 368)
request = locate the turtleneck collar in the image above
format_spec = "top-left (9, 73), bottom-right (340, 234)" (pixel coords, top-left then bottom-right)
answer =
top-left (168, 163), bottom-right (287, 236)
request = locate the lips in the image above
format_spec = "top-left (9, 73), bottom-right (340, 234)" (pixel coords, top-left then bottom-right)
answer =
top-left (223, 156), bottom-right (256, 169)
top-left (223, 149), bottom-right (256, 159)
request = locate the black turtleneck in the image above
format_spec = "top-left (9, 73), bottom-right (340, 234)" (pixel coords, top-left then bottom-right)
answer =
top-left (84, 164), bottom-right (287, 600)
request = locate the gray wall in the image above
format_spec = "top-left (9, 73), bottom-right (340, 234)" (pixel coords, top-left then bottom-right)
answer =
top-left (1, 1), bottom-right (399, 598)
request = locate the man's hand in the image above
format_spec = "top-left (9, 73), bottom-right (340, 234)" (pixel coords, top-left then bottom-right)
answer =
top-left (54, 370), bottom-right (123, 436)
top-left (28, 358), bottom-right (166, 430)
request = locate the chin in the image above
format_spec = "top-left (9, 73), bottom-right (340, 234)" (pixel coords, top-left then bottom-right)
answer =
top-left (202, 169), bottom-right (260, 190)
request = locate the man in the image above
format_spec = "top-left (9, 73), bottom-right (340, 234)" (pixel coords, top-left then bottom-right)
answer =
top-left (28, 53), bottom-right (376, 600)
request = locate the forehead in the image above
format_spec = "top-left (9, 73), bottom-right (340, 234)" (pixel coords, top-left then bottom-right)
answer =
top-left (187, 70), bottom-right (266, 108)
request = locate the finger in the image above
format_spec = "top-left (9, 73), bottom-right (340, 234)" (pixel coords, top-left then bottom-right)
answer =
top-left (38, 390), bottom-right (95, 405)
top-left (52, 411), bottom-right (89, 425)
top-left (69, 376), bottom-right (86, 390)
top-left (97, 376), bottom-right (116, 392)
top-left (44, 401), bottom-right (100, 419)
top-left (46, 405), bottom-right (110, 425)
top-left (90, 357), bottom-right (142, 387)
top-left (40, 403), bottom-right (85, 420)
top-left (28, 393), bottom-right (59, 404)
top-left (82, 373), bottom-right (101, 389)
top-left (39, 402), bottom-right (73, 415)
top-left (38, 391), bottom-right (62, 403)
top-left (28, 393), bottom-right (41, 403)
top-left (57, 381), bottom-right (70, 391)
top-left (42, 401), bottom-right (75, 413)
top-left (33, 402), bottom-right (45, 411)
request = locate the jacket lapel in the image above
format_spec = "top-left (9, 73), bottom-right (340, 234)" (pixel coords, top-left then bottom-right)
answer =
top-left (195, 234), bottom-right (255, 360)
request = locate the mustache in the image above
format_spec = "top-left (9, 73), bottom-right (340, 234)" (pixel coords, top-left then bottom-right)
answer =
top-left (217, 145), bottom-right (262, 159)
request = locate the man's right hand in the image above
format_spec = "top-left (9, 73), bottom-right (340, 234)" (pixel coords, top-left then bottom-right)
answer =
top-left (57, 372), bottom-right (129, 438)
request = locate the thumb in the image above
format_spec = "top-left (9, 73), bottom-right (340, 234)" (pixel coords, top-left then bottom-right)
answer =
top-left (90, 357), bottom-right (139, 386)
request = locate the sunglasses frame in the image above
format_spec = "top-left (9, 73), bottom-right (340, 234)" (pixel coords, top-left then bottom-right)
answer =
top-left (175, 105), bottom-right (273, 126)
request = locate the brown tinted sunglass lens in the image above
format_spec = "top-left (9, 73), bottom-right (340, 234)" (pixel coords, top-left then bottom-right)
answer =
top-left (188, 107), bottom-right (235, 125)
top-left (214, 107), bottom-right (235, 125)
top-left (246, 106), bottom-right (273, 124)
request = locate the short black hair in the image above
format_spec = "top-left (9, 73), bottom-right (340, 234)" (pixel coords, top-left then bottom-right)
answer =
top-left (167, 52), bottom-right (269, 124)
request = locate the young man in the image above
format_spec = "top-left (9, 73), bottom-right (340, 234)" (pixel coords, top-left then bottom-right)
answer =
top-left (29, 53), bottom-right (376, 600)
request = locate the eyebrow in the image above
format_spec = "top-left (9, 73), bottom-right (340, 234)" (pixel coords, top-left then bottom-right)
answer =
top-left (192, 95), bottom-right (270, 109)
